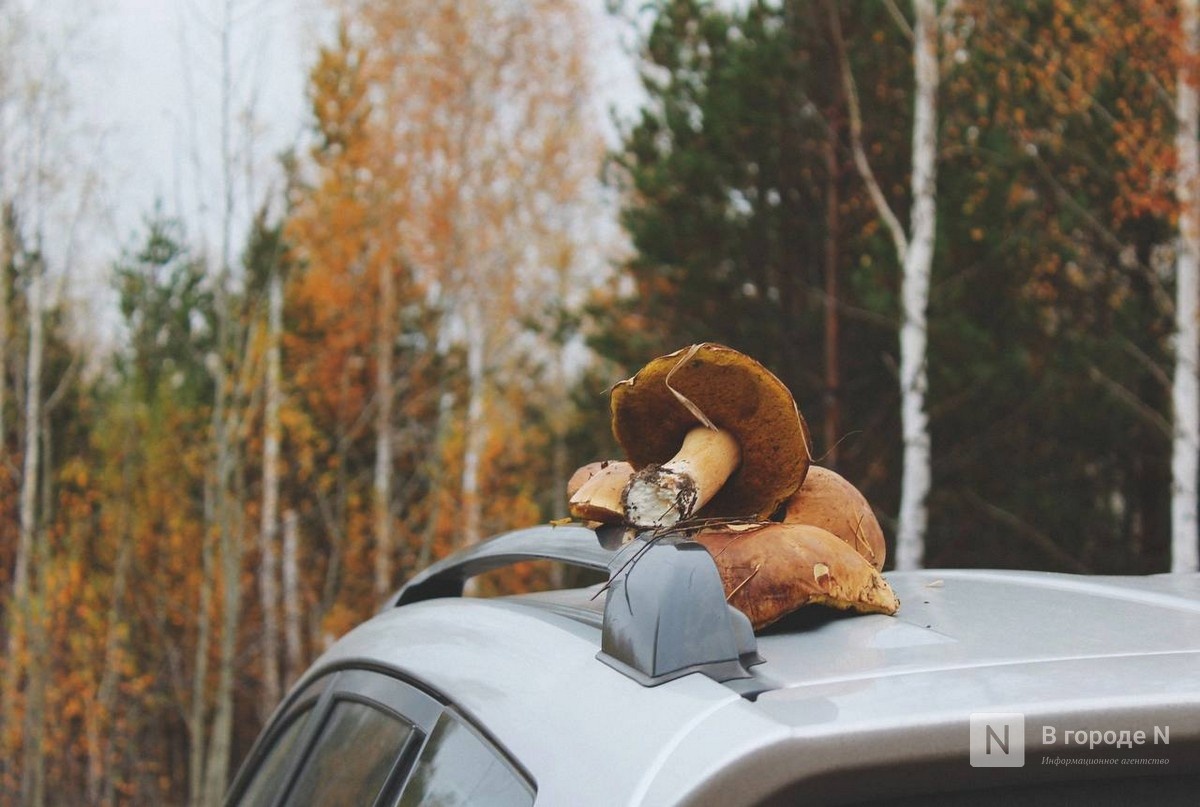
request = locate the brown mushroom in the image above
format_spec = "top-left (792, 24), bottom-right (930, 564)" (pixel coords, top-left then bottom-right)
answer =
top-left (782, 466), bottom-right (887, 571)
top-left (692, 523), bottom-right (899, 630)
top-left (567, 461), bottom-right (611, 500)
top-left (611, 344), bottom-right (811, 528)
top-left (568, 460), bottom-right (634, 523)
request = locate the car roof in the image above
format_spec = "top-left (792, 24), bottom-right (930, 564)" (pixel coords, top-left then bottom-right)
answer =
top-left (298, 527), bottom-right (1200, 806)
top-left (753, 567), bottom-right (1200, 701)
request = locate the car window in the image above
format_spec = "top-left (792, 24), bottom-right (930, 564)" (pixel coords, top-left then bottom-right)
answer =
top-left (287, 698), bottom-right (416, 807)
top-left (235, 705), bottom-right (314, 807)
top-left (398, 711), bottom-right (533, 807)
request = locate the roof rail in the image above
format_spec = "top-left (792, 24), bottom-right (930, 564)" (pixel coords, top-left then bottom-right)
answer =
top-left (387, 524), bottom-right (612, 607)
top-left (387, 524), bottom-right (761, 687)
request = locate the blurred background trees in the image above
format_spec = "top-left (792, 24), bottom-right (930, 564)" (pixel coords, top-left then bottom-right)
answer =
top-left (2, 0), bottom-right (1200, 802)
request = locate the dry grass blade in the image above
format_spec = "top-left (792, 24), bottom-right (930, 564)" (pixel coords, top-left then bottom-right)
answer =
top-left (586, 516), bottom-right (767, 601)
top-left (726, 563), bottom-right (761, 601)
top-left (852, 512), bottom-right (877, 565)
top-left (664, 343), bottom-right (718, 431)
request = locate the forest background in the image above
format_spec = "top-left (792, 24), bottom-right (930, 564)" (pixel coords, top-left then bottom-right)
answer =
top-left (3, 0), bottom-right (1200, 804)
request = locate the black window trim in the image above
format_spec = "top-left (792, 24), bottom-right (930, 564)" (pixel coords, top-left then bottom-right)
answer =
top-left (276, 692), bottom-right (423, 807)
top-left (224, 664), bottom-right (536, 807)
top-left (226, 674), bottom-right (333, 807)
top-left (396, 705), bottom-right (537, 805)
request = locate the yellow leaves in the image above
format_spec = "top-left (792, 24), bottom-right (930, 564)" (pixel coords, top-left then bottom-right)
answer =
top-left (320, 600), bottom-right (360, 642)
top-left (59, 456), bottom-right (89, 489)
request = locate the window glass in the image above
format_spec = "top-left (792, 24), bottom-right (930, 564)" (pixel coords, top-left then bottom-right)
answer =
top-left (398, 712), bottom-right (533, 807)
top-left (288, 698), bottom-right (415, 807)
top-left (236, 705), bottom-right (313, 807)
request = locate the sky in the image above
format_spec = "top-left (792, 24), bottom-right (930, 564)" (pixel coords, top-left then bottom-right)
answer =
top-left (86, 0), bottom-right (322, 259)
top-left (81, 0), bottom-right (645, 240)
top-left (5, 0), bottom-right (327, 347)
top-left (12, 0), bottom-right (642, 348)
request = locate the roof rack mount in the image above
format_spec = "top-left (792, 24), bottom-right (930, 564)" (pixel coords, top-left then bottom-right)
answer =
top-left (388, 524), bottom-right (761, 687)
top-left (598, 533), bottom-right (762, 686)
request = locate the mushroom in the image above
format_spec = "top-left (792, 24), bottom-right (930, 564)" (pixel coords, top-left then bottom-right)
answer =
top-left (611, 344), bottom-right (811, 528)
top-left (567, 460), bottom-right (634, 523)
top-left (567, 461), bottom-right (611, 499)
top-left (782, 466), bottom-right (887, 570)
top-left (691, 523), bottom-right (900, 631)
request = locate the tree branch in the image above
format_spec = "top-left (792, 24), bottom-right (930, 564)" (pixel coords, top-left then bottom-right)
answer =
top-left (826, 0), bottom-right (910, 263)
top-left (1087, 363), bottom-right (1173, 439)
top-left (884, 0), bottom-right (914, 42)
top-left (1029, 154), bottom-right (1175, 314)
top-left (1118, 336), bottom-right (1172, 393)
top-left (963, 490), bottom-right (1092, 573)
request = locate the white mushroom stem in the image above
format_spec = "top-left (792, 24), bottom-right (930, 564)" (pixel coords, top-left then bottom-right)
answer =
top-left (622, 427), bottom-right (741, 528)
top-left (569, 461), bottom-right (634, 523)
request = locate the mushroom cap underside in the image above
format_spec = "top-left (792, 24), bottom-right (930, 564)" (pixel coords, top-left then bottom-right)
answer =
top-left (611, 343), bottom-right (811, 519)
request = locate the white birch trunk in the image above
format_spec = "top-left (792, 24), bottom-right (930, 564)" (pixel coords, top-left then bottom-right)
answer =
top-left (0, 222), bottom-right (10, 786)
top-left (1173, 0), bottom-right (1200, 574)
top-left (418, 390), bottom-right (453, 571)
top-left (14, 263), bottom-right (41, 615)
top-left (836, 0), bottom-right (939, 569)
top-left (282, 509), bottom-right (303, 685)
top-left (1, 58), bottom-right (9, 457)
top-left (2, 260), bottom-right (42, 790)
top-left (374, 257), bottom-right (395, 601)
top-left (1, 218), bottom-right (7, 455)
top-left (203, 465), bottom-right (243, 807)
top-left (259, 267), bottom-right (283, 715)
top-left (202, 3), bottom-right (246, 799)
top-left (461, 299), bottom-right (487, 554)
top-left (188, 477), bottom-right (215, 807)
top-left (894, 0), bottom-right (939, 571)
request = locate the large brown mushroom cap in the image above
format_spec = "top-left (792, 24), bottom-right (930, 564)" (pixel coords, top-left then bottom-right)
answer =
top-left (692, 523), bottom-right (899, 630)
top-left (783, 466), bottom-right (887, 571)
top-left (611, 344), bottom-right (811, 520)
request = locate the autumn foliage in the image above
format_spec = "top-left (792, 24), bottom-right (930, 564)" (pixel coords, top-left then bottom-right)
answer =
top-left (3, 0), bottom-right (1200, 804)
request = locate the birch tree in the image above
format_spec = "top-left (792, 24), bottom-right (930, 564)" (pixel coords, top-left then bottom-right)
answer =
top-left (259, 218), bottom-right (284, 713)
top-left (0, 6), bottom-right (101, 797)
top-left (373, 248), bottom-right (395, 600)
top-left (0, 2), bottom-right (21, 463)
top-left (282, 508), bottom-right (303, 684)
top-left (1, 207), bottom-right (8, 461)
top-left (361, 0), bottom-right (607, 554)
top-left (5, 251), bottom-right (43, 801)
top-left (176, 0), bottom-right (289, 800)
top-left (287, 23), bottom-right (415, 612)
top-left (834, 0), bottom-right (942, 570)
top-left (1174, 0), bottom-right (1200, 574)
top-left (14, 256), bottom-right (42, 631)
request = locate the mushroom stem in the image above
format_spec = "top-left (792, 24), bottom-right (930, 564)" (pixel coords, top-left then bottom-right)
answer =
top-left (622, 427), bottom-right (741, 528)
top-left (569, 461), bottom-right (634, 523)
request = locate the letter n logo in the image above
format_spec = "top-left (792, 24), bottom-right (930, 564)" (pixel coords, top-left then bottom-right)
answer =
top-left (970, 713), bottom-right (1025, 767)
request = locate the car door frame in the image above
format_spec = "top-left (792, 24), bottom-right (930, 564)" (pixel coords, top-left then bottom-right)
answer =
top-left (225, 665), bottom-right (445, 807)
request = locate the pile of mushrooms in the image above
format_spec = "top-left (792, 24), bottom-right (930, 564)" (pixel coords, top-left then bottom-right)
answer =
top-left (566, 343), bottom-right (898, 631)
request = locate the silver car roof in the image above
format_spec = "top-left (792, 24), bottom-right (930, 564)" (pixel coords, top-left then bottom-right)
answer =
top-left (305, 562), bottom-right (1200, 806)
